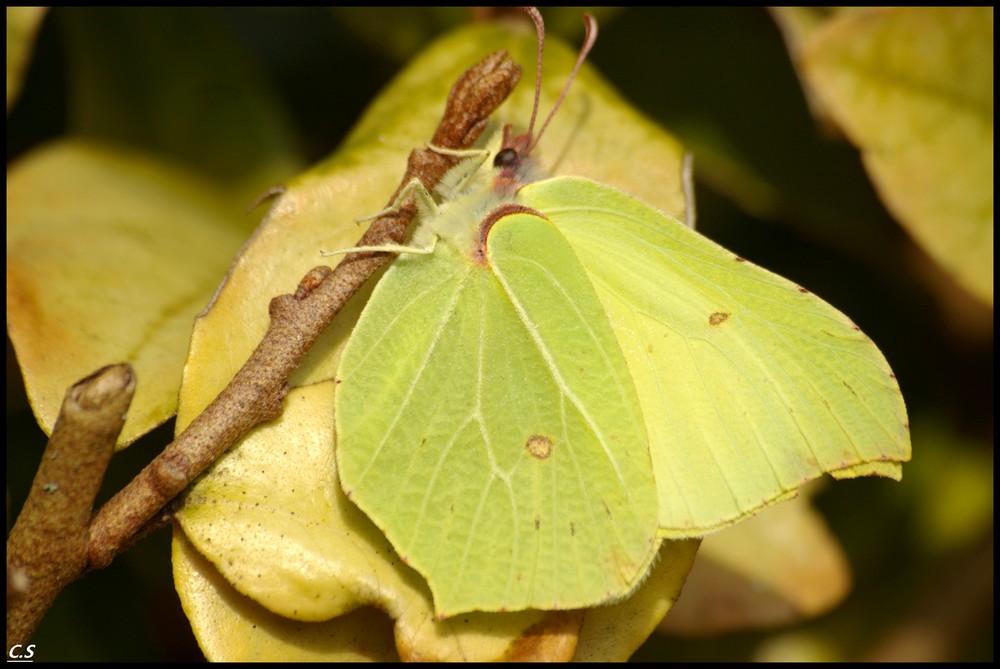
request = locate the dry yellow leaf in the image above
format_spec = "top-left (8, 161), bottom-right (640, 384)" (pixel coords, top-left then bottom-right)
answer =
top-left (6, 7), bottom-right (47, 111)
top-left (798, 7), bottom-right (993, 306)
top-left (660, 496), bottom-right (851, 635)
top-left (7, 140), bottom-right (246, 446)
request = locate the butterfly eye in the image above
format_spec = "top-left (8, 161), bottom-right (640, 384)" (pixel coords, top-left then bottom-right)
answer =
top-left (493, 148), bottom-right (519, 169)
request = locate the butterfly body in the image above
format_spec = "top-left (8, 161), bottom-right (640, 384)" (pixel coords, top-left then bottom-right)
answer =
top-left (412, 128), bottom-right (544, 265)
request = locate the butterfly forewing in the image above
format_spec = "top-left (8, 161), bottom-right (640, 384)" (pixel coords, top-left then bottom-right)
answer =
top-left (336, 213), bottom-right (659, 616)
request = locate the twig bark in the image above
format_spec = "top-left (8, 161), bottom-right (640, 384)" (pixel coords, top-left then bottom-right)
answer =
top-left (7, 364), bottom-right (134, 649)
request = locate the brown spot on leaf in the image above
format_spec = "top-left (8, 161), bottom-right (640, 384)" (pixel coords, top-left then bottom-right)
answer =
top-left (709, 312), bottom-right (730, 326)
top-left (502, 610), bottom-right (585, 661)
top-left (525, 434), bottom-right (554, 460)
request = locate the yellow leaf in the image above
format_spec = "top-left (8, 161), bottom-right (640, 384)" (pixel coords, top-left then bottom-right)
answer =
top-left (6, 140), bottom-right (247, 446)
top-left (660, 496), bottom-right (851, 635)
top-left (575, 539), bottom-right (700, 661)
top-left (173, 529), bottom-right (399, 662)
top-left (799, 7), bottom-right (993, 306)
top-left (6, 7), bottom-right (47, 111)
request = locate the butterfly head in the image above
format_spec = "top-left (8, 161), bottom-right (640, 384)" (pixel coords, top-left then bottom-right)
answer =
top-left (489, 9), bottom-right (597, 196)
top-left (491, 123), bottom-right (534, 194)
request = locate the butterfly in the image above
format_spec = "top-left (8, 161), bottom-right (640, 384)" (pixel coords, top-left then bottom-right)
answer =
top-left (331, 9), bottom-right (910, 618)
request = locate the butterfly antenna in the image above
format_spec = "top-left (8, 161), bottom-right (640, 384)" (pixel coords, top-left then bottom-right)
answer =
top-left (529, 12), bottom-right (598, 152)
top-left (522, 7), bottom-right (545, 144)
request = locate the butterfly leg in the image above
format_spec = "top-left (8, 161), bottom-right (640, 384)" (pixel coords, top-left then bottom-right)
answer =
top-left (355, 177), bottom-right (440, 224)
top-left (320, 236), bottom-right (438, 258)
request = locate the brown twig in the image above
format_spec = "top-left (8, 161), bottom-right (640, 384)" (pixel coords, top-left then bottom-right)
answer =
top-left (7, 364), bottom-right (134, 648)
top-left (86, 50), bottom-right (521, 571)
